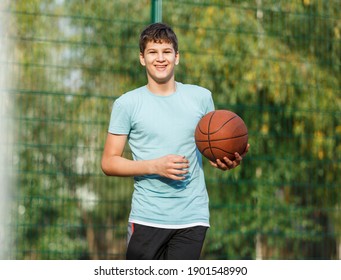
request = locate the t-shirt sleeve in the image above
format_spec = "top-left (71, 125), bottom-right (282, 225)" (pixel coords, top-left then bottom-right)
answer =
top-left (108, 99), bottom-right (131, 135)
top-left (204, 90), bottom-right (215, 114)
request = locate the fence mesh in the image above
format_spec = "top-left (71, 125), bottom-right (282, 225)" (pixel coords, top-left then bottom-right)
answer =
top-left (1, 0), bottom-right (340, 259)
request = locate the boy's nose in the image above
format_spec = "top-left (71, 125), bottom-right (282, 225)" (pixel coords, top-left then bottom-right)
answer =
top-left (157, 52), bottom-right (165, 61)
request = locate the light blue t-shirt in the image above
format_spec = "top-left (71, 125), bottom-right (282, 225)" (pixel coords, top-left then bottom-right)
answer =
top-left (108, 82), bottom-right (214, 228)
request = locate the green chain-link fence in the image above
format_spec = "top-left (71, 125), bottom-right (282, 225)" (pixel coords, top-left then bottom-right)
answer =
top-left (1, 0), bottom-right (340, 260)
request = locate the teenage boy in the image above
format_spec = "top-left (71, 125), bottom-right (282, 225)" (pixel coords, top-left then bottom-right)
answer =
top-left (101, 23), bottom-right (249, 260)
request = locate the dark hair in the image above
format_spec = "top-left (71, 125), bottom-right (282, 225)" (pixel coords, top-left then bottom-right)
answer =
top-left (139, 23), bottom-right (178, 54)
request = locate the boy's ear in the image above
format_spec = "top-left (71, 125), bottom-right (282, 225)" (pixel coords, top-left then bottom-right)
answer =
top-left (139, 52), bottom-right (146, 66)
top-left (175, 52), bottom-right (180, 65)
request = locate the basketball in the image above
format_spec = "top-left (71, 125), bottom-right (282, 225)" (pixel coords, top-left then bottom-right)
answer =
top-left (195, 110), bottom-right (248, 162)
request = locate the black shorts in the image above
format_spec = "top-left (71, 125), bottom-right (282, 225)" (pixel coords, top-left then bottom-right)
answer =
top-left (126, 223), bottom-right (208, 260)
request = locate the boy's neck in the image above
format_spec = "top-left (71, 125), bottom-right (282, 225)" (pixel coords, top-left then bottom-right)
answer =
top-left (146, 80), bottom-right (177, 96)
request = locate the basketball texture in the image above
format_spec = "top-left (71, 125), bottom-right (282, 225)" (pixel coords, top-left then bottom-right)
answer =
top-left (195, 110), bottom-right (248, 162)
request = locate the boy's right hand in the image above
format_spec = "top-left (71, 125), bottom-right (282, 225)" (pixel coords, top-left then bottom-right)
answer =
top-left (153, 155), bottom-right (189, 180)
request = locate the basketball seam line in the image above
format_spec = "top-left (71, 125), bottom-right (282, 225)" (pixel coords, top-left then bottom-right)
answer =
top-left (210, 115), bottom-right (238, 134)
top-left (195, 133), bottom-right (248, 142)
top-left (202, 146), bottom-right (235, 156)
top-left (198, 115), bottom-right (238, 135)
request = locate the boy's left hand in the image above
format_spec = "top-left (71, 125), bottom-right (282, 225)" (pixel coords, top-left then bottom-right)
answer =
top-left (209, 144), bottom-right (250, 171)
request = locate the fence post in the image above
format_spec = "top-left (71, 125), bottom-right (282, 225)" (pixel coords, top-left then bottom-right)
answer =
top-left (0, 0), bottom-right (13, 260)
top-left (151, 0), bottom-right (162, 23)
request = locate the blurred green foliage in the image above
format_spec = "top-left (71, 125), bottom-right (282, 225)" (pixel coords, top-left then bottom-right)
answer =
top-left (6, 0), bottom-right (340, 259)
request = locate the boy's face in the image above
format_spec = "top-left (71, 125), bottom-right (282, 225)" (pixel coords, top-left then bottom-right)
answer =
top-left (139, 40), bottom-right (179, 85)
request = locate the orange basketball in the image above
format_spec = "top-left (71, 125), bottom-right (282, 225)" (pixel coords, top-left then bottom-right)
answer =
top-left (195, 110), bottom-right (248, 161)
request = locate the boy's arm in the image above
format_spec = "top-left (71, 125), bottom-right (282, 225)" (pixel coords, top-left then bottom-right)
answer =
top-left (101, 133), bottom-right (189, 180)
